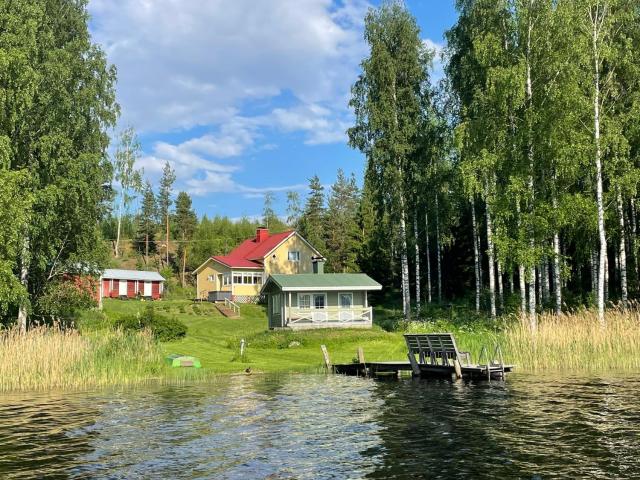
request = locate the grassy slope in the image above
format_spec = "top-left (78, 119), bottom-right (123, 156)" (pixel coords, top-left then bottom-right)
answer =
top-left (102, 299), bottom-right (409, 374)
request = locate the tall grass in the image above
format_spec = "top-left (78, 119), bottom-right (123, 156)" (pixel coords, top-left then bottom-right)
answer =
top-left (503, 308), bottom-right (640, 372)
top-left (0, 326), bottom-right (165, 392)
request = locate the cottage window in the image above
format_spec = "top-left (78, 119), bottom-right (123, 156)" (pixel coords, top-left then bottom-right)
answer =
top-left (223, 274), bottom-right (231, 286)
top-left (243, 273), bottom-right (253, 284)
top-left (207, 275), bottom-right (215, 282)
top-left (272, 294), bottom-right (281, 314)
top-left (288, 251), bottom-right (300, 262)
top-left (253, 273), bottom-right (263, 284)
top-left (233, 273), bottom-right (242, 284)
top-left (339, 293), bottom-right (353, 309)
top-left (313, 294), bottom-right (326, 309)
top-left (298, 294), bottom-right (311, 309)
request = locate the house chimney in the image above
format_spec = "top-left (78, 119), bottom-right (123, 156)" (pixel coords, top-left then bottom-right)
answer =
top-left (256, 227), bottom-right (269, 243)
top-left (312, 256), bottom-right (325, 274)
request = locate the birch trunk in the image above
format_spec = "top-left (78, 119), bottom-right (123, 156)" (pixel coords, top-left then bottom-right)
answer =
top-left (471, 198), bottom-right (481, 312)
top-left (526, 16), bottom-right (536, 329)
top-left (425, 212), bottom-right (432, 303)
top-left (486, 195), bottom-right (497, 319)
top-left (115, 197), bottom-right (123, 258)
top-left (528, 264), bottom-right (537, 330)
top-left (435, 194), bottom-right (442, 303)
top-left (617, 190), bottom-right (628, 308)
top-left (542, 258), bottom-right (550, 304)
top-left (497, 260), bottom-right (504, 312)
top-left (399, 197), bottom-right (411, 319)
top-left (553, 231), bottom-right (562, 314)
top-left (413, 211), bottom-right (421, 314)
top-left (17, 236), bottom-right (30, 332)
top-left (509, 273), bottom-right (514, 294)
top-left (591, 249), bottom-right (598, 296)
top-left (592, 8), bottom-right (606, 326)
top-left (516, 201), bottom-right (527, 316)
top-left (631, 198), bottom-right (638, 284)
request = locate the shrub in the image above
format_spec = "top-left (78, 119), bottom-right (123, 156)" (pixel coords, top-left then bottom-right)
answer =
top-left (114, 305), bottom-right (187, 341)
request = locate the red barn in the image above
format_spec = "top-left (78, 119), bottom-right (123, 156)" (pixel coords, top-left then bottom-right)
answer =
top-left (100, 269), bottom-right (165, 300)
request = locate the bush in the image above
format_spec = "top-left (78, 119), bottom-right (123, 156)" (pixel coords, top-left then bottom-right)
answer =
top-left (114, 305), bottom-right (187, 341)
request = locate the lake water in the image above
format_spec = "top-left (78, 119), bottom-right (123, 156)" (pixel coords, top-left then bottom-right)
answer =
top-left (1, 373), bottom-right (639, 479)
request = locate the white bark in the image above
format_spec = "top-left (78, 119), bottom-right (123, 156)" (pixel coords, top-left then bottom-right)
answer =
top-left (631, 198), bottom-right (638, 283)
top-left (435, 194), bottom-right (442, 303)
top-left (528, 264), bottom-right (537, 330)
top-left (497, 260), bottom-right (504, 312)
top-left (553, 231), bottom-right (562, 315)
top-left (617, 190), bottom-right (628, 308)
top-left (542, 258), bottom-right (550, 304)
top-left (399, 199), bottom-right (411, 319)
top-left (115, 197), bottom-right (123, 258)
top-left (413, 211), bottom-right (421, 314)
top-left (425, 212), bottom-right (432, 303)
top-left (591, 6), bottom-right (607, 326)
top-left (516, 201), bottom-right (527, 316)
top-left (486, 195), bottom-right (496, 319)
top-left (17, 236), bottom-right (30, 332)
top-left (471, 198), bottom-right (481, 312)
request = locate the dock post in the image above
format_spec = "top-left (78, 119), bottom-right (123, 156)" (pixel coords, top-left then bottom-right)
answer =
top-left (407, 352), bottom-right (421, 376)
top-left (357, 347), bottom-right (367, 377)
top-left (320, 344), bottom-right (332, 372)
top-left (453, 359), bottom-right (462, 380)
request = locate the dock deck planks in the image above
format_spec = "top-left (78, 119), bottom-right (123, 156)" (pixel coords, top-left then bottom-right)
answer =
top-left (333, 360), bottom-right (514, 379)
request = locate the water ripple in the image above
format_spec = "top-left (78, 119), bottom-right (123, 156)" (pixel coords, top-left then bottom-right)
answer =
top-left (0, 373), bottom-right (639, 479)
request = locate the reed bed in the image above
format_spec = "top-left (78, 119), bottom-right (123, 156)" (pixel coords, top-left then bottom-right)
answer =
top-left (503, 308), bottom-right (640, 372)
top-left (0, 326), bottom-right (165, 392)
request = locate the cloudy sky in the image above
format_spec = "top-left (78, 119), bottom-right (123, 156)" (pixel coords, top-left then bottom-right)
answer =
top-left (88, 0), bottom-right (457, 219)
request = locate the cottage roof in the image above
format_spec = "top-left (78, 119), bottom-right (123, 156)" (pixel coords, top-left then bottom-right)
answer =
top-left (102, 269), bottom-right (165, 281)
top-left (263, 273), bottom-right (383, 292)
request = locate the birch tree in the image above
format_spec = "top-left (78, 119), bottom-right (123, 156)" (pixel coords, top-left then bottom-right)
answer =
top-left (348, 1), bottom-right (431, 319)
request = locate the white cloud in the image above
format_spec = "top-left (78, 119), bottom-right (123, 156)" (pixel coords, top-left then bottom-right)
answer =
top-left (89, 0), bottom-right (370, 135)
top-left (423, 38), bottom-right (445, 82)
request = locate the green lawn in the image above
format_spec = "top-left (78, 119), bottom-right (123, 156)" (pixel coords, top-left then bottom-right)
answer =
top-left (100, 298), bottom-right (408, 374)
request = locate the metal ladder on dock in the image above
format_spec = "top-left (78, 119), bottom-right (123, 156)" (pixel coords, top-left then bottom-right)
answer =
top-left (478, 344), bottom-right (506, 381)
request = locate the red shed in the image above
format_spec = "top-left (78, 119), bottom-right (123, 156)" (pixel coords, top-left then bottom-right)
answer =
top-left (100, 269), bottom-right (166, 299)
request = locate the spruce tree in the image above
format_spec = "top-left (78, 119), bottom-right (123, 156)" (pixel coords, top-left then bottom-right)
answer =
top-left (135, 181), bottom-right (158, 262)
top-left (299, 175), bottom-right (327, 256)
top-left (174, 192), bottom-right (197, 287)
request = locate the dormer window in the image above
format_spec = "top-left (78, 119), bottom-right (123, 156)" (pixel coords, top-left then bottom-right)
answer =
top-left (288, 251), bottom-right (300, 262)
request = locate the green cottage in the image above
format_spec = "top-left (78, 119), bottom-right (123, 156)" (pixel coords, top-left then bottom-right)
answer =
top-left (165, 354), bottom-right (202, 368)
top-left (260, 258), bottom-right (382, 330)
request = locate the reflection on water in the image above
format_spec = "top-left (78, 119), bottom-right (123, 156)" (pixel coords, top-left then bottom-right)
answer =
top-left (1, 373), bottom-right (639, 479)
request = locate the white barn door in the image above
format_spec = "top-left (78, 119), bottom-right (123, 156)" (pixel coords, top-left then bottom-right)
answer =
top-left (118, 280), bottom-right (128, 296)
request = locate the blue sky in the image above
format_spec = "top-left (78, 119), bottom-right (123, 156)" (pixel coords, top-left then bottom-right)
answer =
top-left (88, 1), bottom-right (458, 220)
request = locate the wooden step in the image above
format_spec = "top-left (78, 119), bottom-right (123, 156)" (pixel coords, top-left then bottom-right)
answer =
top-left (215, 303), bottom-right (239, 318)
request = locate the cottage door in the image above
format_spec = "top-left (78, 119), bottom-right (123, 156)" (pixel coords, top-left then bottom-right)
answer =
top-left (143, 281), bottom-right (152, 297)
top-left (339, 293), bottom-right (354, 321)
top-left (118, 279), bottom-right (128, 296)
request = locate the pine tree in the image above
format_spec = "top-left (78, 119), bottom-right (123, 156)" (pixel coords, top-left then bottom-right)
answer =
top-left (299, 175), bottom-right (327, 255)
top-left (157, 161), bottom-right (176, 266)
top-left (135, 181), bottom-right (158, 262)
top-left (325, 169), bottom-right (361, 273)
top-left (173, 192), bottom-right (197, 287)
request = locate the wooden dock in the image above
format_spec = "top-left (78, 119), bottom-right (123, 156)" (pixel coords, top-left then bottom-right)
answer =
top-left (333, 360), bottom-right (514, 380)
top-left (325, 333), bottom-right (514, 381)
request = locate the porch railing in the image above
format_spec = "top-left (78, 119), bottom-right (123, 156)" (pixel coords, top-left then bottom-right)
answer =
top-left (287, 307), bottom-right (372, 325)
top-left (224, 298), bottom-right (240, 315)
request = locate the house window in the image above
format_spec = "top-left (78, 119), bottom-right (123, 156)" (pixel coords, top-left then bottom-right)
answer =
top-left (243, 273), bottom-right (253, 284)
top-left (253, 273), bottom-right (263, 284)
top-left (272, 294), bottom-right (281, 314)
top-left (298, 293), bottom-right (311, 309)
top-left (233, 273), bottom-right (242, 284)
top-left (207, 275), bottom-right (215, 282)
top-left (223, 273), bottom-right (231, 286)
top-left (313, 293), bottom-right (326, 309)
top-left (288, 251), bottom-right (300, 262)
top-left (340, 293), bottom-right (353, 309)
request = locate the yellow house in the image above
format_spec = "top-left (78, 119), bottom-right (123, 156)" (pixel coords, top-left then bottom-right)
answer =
top-left (193, 228), bottom-right (322, 303)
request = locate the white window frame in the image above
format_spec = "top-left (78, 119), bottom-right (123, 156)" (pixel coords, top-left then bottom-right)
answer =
top-left (313, 293), bottom-right (327, 310)
top-left (253, 273), bottom-right (263, 284)
top-left (207, 274), bottom-right (215, 282)
top-left (233, 272), bottom-right (242, 285)
top-left (272, 294), bottom-right (281, 314)
top-left (222, 273), bottom-right (231, 286)
top-left (297, 293), bottom-right (312, 309)
top-left (288, 250), bottom-right (300, 262)
top-left (339, 292), bottom-right (353, 309)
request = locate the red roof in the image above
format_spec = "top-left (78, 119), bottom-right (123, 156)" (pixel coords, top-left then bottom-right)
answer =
top-left (211, 230), bottom-right (294, 269)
